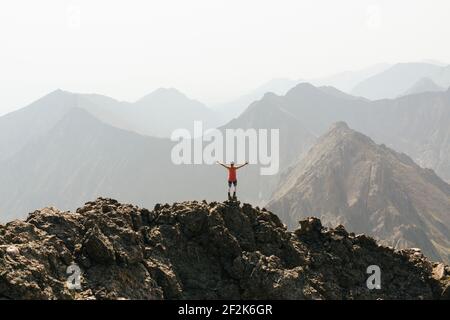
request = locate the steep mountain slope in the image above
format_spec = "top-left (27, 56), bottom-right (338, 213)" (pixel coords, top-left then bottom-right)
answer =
top-left (403, 77), bottom-right (445, 96)
top-left (0, 198), bottom-right (448, 299)
top-left (352, 63), bottom-right (450, 100)
top-left (365, 90), bottom-right (450, 182)
top-left (268, 123), bottom-right (450, 263)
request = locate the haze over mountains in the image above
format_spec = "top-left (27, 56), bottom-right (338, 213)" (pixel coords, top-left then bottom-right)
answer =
top-left (214, 78), bottom-right (302, 121)
top-left (241, 82), bottom-right (450, 183)
top-left (214, 61), bottom-right (450, 125)
top-left (352, 62), bottom-right (450, 100)
top-left (0, 88), bottom-right (220, 147)
top-left (131, 88), bottom-right (219, 137)
top-left (0, 93), bottom-right (315, 221)
top-left (213, 62), bottom-right (391, 121)
top-left (0, 61), bottom-right (449, 264)
top-left (310, 63), bottom-right (392, 94)
top-left (0, 106), bottom-right (249, 222)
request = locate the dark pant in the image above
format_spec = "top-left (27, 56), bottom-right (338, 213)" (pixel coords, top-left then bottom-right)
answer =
top-left (228, 180), bottom-right (237, 188)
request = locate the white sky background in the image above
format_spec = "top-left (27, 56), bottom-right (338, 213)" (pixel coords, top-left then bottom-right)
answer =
top-left (0, 0), bottom-right (449, 115)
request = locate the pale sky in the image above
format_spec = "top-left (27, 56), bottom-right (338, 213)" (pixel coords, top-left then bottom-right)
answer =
top-left (1, 0), bottom-right (450, 115)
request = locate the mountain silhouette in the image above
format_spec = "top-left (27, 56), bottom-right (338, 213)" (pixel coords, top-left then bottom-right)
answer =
top-left (352, 62), bottom-right (450, 100)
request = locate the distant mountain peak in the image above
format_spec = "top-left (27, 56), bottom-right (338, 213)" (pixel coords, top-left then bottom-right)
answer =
top-left (403, 77), bottom-right (444, 96)
top-left (40, 88), bottom-right (73, 99)
top-left (316, 121), bottom-right (377, 155)
top-left (261, 91), bottom-right (280, 100)
top-left (288, 82), bottom-right (317, 92)
top-left (152, 87), bottom-right (186, 96)
top-left (136, 87), bottom-right (189, 104)
top-left (329, 121), bottom-right (350, 131)
top-left (286, 82), bottom-right (354, 100)
top-left (52, 88), bottom-right (65, 94)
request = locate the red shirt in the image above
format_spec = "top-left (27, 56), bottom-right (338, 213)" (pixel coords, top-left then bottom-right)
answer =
top-left (228, 167), bottom-right (237, 181)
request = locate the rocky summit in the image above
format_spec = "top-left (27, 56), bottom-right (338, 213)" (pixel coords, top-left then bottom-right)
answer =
top-left (0, 198), bottom-right (449, 300)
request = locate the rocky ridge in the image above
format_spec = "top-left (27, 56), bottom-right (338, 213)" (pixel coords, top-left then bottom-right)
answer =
top-left (0, 198), bottom-right (448, 300)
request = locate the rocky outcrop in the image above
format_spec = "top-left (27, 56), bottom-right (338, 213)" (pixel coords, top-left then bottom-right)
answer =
top-left (0, 198), bottom-right (448, 300)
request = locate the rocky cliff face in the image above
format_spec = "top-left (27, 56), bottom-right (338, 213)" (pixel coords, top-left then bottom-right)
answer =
top-left (0, 198), bottom-right (449, 300)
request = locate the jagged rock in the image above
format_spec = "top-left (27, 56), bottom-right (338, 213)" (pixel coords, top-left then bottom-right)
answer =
top-left (0, 198), bottom-right (448, 300)
top-left (443, 284), bottom-right (450, 299)
top-left (433, 263), bottom-right (447, 280)
top-left (6, 246), bottom-right (19, 257)
top-left (294, 217), bottom-right (322, 239)
top-left (82, 225), bottom-right (115, 264)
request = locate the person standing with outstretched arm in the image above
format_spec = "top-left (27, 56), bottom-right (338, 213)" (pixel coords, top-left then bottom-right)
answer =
top-left (216, 161), bottom-right (249, 200)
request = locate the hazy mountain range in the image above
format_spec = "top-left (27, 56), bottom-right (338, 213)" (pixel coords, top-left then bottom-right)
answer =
top-left (1, 81), bottom-right (449, 216)
top-left (352, 62), bottom-right (450, 100)
top-left (214, 61), bottom-right (450, 122)
top-left (0, 106), bottom-right (229, 222)
top-left (310, 63), bottom-right (392, 93)
top-left (213, 63), bottom-right (391, 120)
top-left (213, 78), bottom-right (302, 120)
top-left (0, 88), bottom-right (220, 148)
top-left (1, 62), bottom-right (449, 263)
top-left (0, 92), bottom-right (316, 221)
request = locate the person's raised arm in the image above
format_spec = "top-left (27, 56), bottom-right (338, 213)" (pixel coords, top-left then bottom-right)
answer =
top-left (236, 161), bottom-right (249, 169)
top-left (216, 161), bottom-right (229, 169)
